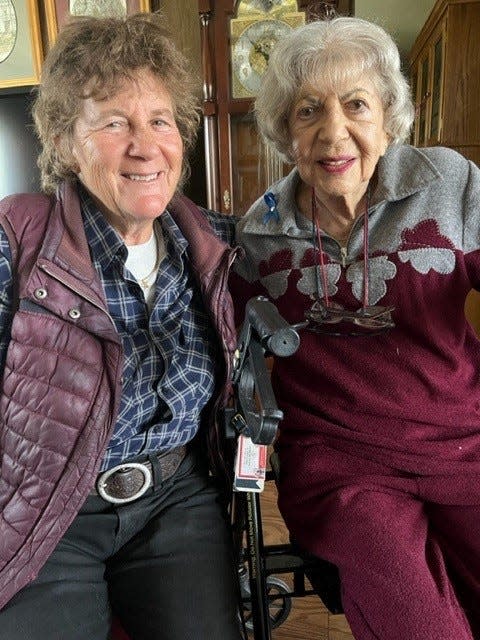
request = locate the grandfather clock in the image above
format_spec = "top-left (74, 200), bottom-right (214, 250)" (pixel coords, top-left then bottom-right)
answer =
top-left (198, 0), bottom-right (354, 215)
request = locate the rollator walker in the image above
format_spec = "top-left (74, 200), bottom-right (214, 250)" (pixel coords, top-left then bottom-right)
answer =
top-left (228, 296), bottom-right (343, 640)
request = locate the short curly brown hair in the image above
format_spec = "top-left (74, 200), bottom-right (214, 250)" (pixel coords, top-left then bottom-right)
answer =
top-left (33, 12), bottom-right (201, 194)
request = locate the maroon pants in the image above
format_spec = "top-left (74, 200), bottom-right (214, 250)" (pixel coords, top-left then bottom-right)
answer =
top-left (278, 442), bottom-right (480, 640)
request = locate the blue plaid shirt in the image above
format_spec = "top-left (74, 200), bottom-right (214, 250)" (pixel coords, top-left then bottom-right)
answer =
top-left (0, 190), bottom-right (233, 471)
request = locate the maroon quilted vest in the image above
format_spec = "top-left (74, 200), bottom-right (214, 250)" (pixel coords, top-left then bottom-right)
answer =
top-left (0, 183), bottom-right (238, 610)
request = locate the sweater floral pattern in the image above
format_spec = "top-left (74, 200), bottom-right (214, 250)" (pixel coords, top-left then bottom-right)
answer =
top-left (231, 144), bottom-right (480, 482)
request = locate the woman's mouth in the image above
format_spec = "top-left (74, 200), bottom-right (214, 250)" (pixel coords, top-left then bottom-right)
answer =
top-left (124, 172), bottom-right (160, 182)
top-left (318, 157), bottom-right (355, 174)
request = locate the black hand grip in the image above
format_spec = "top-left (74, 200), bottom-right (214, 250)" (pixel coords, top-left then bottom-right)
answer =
top-left (246, 296), bottom-right (300, 357)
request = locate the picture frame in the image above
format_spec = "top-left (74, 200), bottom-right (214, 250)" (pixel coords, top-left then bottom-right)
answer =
top-left (0, 0), bottom-right (44, 89)
top-left (42, 0), bottom-right (152, 48)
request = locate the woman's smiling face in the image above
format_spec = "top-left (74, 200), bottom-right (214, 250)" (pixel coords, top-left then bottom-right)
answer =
top-left (288, 72), bottom-right (389, 209)
top-left (67, 68), bottom-right (184, 244)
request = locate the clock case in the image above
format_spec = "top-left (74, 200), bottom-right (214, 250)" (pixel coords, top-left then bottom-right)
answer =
top-left (197, 1), bottom-right (354, 215)
top-left (231, 6), bottom-right (305, 100)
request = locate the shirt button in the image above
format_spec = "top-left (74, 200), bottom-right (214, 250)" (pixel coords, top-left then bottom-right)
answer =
top-left (34, 288), bottom-right (47, 299)
top-left (68, 308), bottom-right (81, 319)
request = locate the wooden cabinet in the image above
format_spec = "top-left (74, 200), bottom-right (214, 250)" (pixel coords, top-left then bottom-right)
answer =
top-left (409, 0), bottom-right (480, 165)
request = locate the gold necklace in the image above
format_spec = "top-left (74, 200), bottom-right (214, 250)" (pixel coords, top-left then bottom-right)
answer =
top-left (138, 260), bottom-right (159, 290)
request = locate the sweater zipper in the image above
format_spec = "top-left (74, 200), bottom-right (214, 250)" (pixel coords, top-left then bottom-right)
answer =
top-left (218, 246), bottom-right (241, 386)
top-left (328, 213), bottom-right (366, 267)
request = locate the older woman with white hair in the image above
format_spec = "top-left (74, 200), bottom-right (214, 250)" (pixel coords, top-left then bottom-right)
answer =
top-left (231, 16), bottom-right (480, 640)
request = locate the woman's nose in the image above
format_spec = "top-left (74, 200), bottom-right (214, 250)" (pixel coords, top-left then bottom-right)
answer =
top-left (128, 127), bottom-right (160, 158)
top-left (317, 104), bottom-right (349, 144)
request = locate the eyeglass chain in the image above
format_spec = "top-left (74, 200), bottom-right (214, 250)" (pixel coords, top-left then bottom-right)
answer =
top-left (311, 185), bottom-right (371, 309)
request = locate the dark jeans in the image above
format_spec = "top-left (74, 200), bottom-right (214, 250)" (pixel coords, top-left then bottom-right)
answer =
top-left (1, 449), bottom-right (242, 640)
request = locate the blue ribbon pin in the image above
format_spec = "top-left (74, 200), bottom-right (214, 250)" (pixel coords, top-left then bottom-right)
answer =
top-left (262, 191), bottom-right (280, 225)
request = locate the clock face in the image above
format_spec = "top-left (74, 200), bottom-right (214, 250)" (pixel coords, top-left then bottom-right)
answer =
top-left (232, 19), bottom-right (293, 98)
top-left (243, 0), bottom-right (285, 10)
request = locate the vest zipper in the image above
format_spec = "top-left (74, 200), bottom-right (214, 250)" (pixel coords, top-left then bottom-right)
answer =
top-left (38, 261), bottom-right (117, 329)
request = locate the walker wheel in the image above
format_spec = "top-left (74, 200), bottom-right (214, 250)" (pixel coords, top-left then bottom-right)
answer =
top-left (242, 575), bottom-right (292, 633)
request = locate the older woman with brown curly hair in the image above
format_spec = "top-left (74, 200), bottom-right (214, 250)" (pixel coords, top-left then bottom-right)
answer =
top-left (0, 13), bottom-right (242, 640)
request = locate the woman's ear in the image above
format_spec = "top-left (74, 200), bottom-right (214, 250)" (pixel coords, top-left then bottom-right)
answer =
top-left (380, 129), bottom-right (391, 156)
top-left (54, 133), bottom-right (80, 174)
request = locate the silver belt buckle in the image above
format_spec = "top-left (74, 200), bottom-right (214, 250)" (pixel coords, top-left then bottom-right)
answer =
top-left (96, 462), bottom-right (152, 505)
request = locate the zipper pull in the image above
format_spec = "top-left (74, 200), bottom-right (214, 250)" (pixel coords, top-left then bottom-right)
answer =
top-left (340, 246), bottom-right (347, 267)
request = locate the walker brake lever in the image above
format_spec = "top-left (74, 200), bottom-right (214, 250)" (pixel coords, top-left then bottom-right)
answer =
top-left (229, 297), bottom-right (300, 445)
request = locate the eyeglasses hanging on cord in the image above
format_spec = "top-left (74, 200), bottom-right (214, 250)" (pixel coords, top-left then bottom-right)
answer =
top-left (293, 186), bottom-right (395, 337)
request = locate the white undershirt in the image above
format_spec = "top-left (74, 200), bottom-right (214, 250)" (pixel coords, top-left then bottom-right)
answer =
top-left (125, 228), bottom-right (165, 309)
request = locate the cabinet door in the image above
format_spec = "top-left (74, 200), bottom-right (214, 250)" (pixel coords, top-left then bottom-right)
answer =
top-left (411, 16), bottom-right (446, 149)
top-left (442, 1), bottom-right (480, 159)
top-left (410, 67), bottom-right (418, 145)
top-left (417, 53), bottom-right (431, 146)
top-left (409, 0), bottom-right (480, 165)
top-left (427, 18), bottom-right (446, 145)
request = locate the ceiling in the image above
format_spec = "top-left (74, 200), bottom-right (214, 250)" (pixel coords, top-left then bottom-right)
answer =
top-left (354, 0), bottom-right (437, 63)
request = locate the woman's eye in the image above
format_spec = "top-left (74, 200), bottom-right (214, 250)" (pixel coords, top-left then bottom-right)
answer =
top-left (296, 105), bottom-right (316, 119)
top-left (347, 99), bottom-right (368, 111)
top-left (105, 120), bottom-right (124, 129)
top-left (153, 115), bottom-right (177, 128)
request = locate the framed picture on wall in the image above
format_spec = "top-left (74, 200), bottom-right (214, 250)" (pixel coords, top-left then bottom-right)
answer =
top-left (0, 0), bottom-right (43, 89)
top-left (42, 0), bottom-right (151, 48)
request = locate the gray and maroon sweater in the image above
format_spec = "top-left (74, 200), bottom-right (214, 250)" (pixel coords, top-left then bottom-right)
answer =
top-left (231, 144), bottom-right (480, 481)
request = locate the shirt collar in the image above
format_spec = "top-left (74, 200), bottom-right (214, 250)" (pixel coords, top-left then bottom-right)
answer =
top-left (159, 207), bottom-right (189, 259)
top-left (79, 186), bottom-right (126, 271)
top-left (373, 143), bottom-right (442, 205)
top-left (78, 185), bottom-right (188, 270)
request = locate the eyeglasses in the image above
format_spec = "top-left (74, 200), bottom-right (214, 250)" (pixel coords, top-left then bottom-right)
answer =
top-left (304, 299), bottom-right (395, 335)
top-left (300, 187), bottom-right (395, 337)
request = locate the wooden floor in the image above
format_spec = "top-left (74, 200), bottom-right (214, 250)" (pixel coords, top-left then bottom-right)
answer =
top-left (256, 480), bottom-right (354, 640)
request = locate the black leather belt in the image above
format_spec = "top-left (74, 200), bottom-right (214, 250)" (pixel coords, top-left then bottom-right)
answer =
top-left (92, 446), bottom-right (187, 505)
